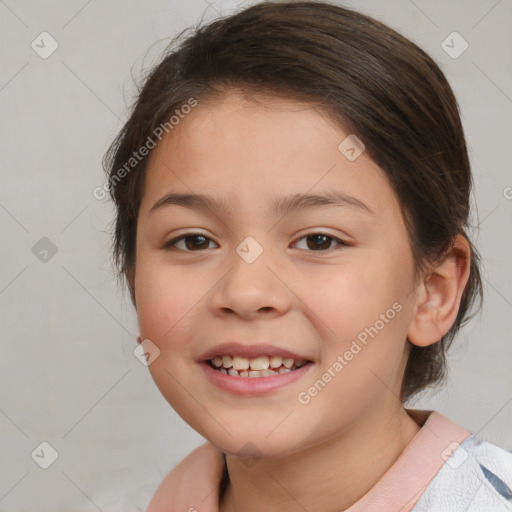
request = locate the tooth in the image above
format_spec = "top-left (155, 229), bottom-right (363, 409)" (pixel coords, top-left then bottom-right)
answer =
top-left (250, 356), bottom-right (270, 370)
top-left (231, 356), bottom-right (249, 370)
top-left (282, 358), bottom-right (295, 369)
top-left (214, 354), bottom-right (305, 374)
top-left (269, 356), bottom-right (283, 368)
top-left (232, 356), bottom-right (250, 370)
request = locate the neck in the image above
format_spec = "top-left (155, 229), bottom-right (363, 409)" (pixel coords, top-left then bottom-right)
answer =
top-left (219, 403), bottom-right (421, 512)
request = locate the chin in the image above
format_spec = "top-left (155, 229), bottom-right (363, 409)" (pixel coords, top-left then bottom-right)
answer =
top-left (206, 428), bottom-right (304, 461)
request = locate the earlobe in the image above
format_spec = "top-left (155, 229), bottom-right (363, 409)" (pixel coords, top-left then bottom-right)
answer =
top-left (407, 235), bottom-right (471, 348)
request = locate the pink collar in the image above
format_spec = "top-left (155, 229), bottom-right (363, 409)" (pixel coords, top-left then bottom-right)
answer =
top-left (146, 409), bottom-right (471, 512)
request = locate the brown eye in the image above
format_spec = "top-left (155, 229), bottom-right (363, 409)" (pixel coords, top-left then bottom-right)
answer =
top-left (293, 232), bottom-right (347, 252)
top-left (164, 233), bottom-right (216, 251)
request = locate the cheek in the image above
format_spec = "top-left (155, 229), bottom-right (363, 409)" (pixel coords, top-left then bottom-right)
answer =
top-left (134, 260), bottom-right (207, 423)
top-left (135, 257), bottom-right (197, 344)
top-left (308, 257), bottom-right (410, 375)
top-left (306, 264), bottom-right (388, 340)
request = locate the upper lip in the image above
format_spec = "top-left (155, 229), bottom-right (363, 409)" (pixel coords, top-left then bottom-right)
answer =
top-left (198, 342), bottom-right (313, 362)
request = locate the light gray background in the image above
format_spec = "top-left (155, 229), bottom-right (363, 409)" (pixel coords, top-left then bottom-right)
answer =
top-left (0, 0), bottom-right (511, 510)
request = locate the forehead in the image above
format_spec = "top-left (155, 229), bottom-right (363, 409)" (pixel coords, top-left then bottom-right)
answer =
top-left (140, 90), bottom-right (401, 221)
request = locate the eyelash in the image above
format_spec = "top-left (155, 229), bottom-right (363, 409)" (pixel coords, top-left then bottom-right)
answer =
top-left (163, 231), bottom-right (349, 253)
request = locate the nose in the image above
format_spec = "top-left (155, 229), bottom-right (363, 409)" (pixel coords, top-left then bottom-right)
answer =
top-left (208, 241), bottom-right (291, 320)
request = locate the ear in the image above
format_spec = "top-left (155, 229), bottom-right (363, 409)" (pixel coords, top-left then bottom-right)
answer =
top-left (407, 235), bottom-right (471, 348)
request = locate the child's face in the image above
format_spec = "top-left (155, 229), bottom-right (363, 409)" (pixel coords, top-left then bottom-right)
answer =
top-left (134, 90), bottom-right (421, 457)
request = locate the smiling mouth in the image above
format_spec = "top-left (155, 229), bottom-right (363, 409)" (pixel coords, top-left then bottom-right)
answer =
top-left (207, 355), bottom-right (311, 378)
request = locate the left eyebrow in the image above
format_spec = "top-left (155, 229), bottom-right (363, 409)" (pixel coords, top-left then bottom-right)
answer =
top-left (271, 191), bottom-right (374, 216)
top-left (148, 190), bottom-right (374, 216)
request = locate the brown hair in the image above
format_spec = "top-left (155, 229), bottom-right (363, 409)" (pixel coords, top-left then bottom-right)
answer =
top-left (102, 0), bottom-right (483, 403)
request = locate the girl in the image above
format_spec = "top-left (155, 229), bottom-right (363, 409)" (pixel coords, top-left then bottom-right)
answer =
top-left (103, 1), bottom-right (512, 510)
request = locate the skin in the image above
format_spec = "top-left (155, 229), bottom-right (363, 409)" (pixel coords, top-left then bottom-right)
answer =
top-left (133, 89), bottom-right (470, 512)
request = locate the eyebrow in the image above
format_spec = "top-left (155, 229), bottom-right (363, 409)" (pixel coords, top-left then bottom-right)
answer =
top-left (149, 190), bottom-right (373, 217)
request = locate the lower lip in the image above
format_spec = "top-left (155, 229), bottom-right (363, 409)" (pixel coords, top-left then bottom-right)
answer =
top-left (198, 361), bottom-right (314, 396)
